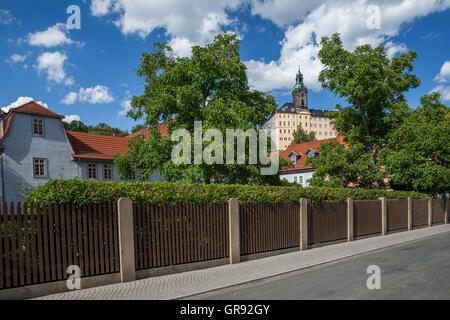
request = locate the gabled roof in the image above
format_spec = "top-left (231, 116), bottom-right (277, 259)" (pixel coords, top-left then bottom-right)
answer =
top-left (276, 103), bottom-right (331, 117)
top-left (66, 130), bottom-right (130, 160)
top-left (2, 101), bottom-right (64, 139)
top-left (280, 136), bottom-right (345, 172)
top-left (11, 101), bottom-right (63, 118)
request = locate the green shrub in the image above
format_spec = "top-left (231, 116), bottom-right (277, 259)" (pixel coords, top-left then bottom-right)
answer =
top-left (24, 179), bottom-right (429, 206)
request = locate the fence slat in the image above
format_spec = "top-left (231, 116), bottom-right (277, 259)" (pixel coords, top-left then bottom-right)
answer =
top-left (3, 203), bottom-right (11, 288)
top-left (59, 204), bottom-right (68, 276)
top-left (47, 204), bottom-right (56, 281)
top-left (102, 203), bottom-right (110, 273)
top-left (71, 204), bottom-right (78, 270)
top-left (112, 201), bottom-right (119, 272)
top-left (16, 203), bottom-right (25, 286)
top-left (10, 203), bottom-right (18, 287)
top-left (82, 205), bottom-right (89, 276)
top-left (77, 206), bottom-right (84, 276)
top-left (107, 202), bottom-right (115, 272)
top-left (53, 204), bottom-right (62, 280)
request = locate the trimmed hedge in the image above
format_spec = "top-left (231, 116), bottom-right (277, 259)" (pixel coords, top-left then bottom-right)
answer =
top-left (24, 179), bottom-right (429, 206)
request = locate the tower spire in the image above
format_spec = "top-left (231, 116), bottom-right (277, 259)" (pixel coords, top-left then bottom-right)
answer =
top-left (292, 65), bottom-right (308, 110)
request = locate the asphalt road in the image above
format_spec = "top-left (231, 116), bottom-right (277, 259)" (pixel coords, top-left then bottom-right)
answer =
top-left (186, 232), bottom-right (450, 300)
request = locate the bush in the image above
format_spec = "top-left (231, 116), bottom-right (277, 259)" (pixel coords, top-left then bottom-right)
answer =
top-left (24, 179), bottom-right (429, 206)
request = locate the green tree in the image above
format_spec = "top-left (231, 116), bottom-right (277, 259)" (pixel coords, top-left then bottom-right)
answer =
top-left (291, 125), bottom-right (315, 144)
top-left (115, 32), bottom-right (284, 184)
top-left (383, 93), bottom-right (450, 195)
top-left (63, 120), bottom-right (89, 132)
top-left (131, 124), bottom-right (146, 133)
top-left (309, 33), bottom-right (420, 188)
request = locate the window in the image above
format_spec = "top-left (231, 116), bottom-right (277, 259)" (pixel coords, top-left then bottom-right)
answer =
top-left (279, 121), bottom-right (282, 126)
top-left (294, 177), bottom-right (297, 183)
top-left (287, 115), bottom-right (290, 118)
top-left (290, 154), bottom-right (297, 163)
top-left (88, 163), bottom-right (97, 180)
top-left (33, 158), bottom-right (47, 177)
top-left (288, 129), bottom-right (290, 134)
top-left (33, 119), bottom-right (44, 136)
top-left (104, 164), bottom-right (113, 181)
top-left (299, 176), bottom-right (304, 184)
top-left (293, 122), bottom-right (296, 127)
top-left (305, 123), bottom-right (308, 127)
top-left (279, 129), bottom-right (282, 133)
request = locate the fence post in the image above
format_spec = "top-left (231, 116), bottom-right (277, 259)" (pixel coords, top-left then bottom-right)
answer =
top-left (228, 198), bottom-right (240, 264)
top-left (407, 197), bottom-right (413, 230)
top-left (445, 199), bottom-right (448, 224)
top-left (299, 198), bottom-right (308, 251)
top-left (117, 197), bottom-right (136, 283)
top-left (428, 198), bottom-right (433, 227)
top-left (347, 198), bottom-right (354, 242)
top-left (379, 197), bottom-right (387, 236)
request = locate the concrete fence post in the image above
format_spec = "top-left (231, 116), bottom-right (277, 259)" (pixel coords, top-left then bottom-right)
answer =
top-left (299, 198), bottom-right (308, 251)
top-left (347, 198), bottom-right (354, 242)
top-left (117, 197), bottom-right (136, 283)
top-left (379, 197), bottom-right (387, 236)
top-left (445, 199), bottom-right (448, 225)
top-left (228, 198), bottom-right (240, 264)
top-left (407, 197), bottom-right (413, 231)
top-left (428, 198), bottom-right (433, 227)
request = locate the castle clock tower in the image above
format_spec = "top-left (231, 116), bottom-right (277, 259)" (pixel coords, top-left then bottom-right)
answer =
top-left (292, 67), bottom-right (308, 111)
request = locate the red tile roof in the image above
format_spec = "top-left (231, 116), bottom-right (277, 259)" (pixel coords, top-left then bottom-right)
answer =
top-left (127, 121), bottom-right (172, 139)
top-left (66, 130), bottom-right (130, 160)
top-left (12, 101), bottom-right (63, 117)
top-left (280, 136), bottom-right (345, 172)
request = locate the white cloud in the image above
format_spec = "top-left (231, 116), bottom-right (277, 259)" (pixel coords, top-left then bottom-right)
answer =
top-left (0, 9), bottom-right (18, 25)
top-left (385, 41), bottom-right (408, 59)
top-left (245, 0), bottom-right (450, 92)
top-left (1, 97), bottom-right (48, 113)
top-left (434, 61), bottom-right (450, 83)
top-left (61, 86), bottom-right (115, 104)
top-left (430, 85), bottom-right (450, 101)
top-left (35, 51), bottom-right (70, 84)
top-left (27, 23), bottom-right (79, 47)
top-left (89, 0), bottom-right (242, 56)
top-left (63, 115), bottom-right (81, 123)
top-left (118, 99), bottom-right (131, 117)
top-left (90, 0), bottom-right (115, 16)
top-left (60, 92), bottom-right (78, 105)
top-left (5, 53), bottom-right (28, 64)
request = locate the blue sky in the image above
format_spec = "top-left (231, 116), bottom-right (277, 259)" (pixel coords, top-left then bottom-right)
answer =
top-left (1, 0), bottom-right (449, 133)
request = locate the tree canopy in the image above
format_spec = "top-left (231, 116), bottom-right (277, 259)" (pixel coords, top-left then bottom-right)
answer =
top-left (291, 125), bottom-right (316, 145)
top-left (115, 32), bottom-right (284, 184)
top-left (309, 33), bottom-right (425, 190)
top-left (63, 120), bottom-right (128, 137)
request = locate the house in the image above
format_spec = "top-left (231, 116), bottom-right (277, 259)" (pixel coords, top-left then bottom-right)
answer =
top-left (279, 136), bottom-right (344, 187)
top-left (0, 101), bottom-right (163, 203)
top-left (262, 67), bottom-right (338, 151)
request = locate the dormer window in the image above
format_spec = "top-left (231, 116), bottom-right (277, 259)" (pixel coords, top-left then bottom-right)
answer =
top-left (289, 152), bottom-right (300, 163)
top-left (33, 119), bottom-right (44, 136)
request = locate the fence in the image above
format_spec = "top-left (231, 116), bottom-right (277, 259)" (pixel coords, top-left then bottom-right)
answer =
top-left (0, 202), bottom-right (119, 290)
top-left (0, 197), bottom-right (448, 293)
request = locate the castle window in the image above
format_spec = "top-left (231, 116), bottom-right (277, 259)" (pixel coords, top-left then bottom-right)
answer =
top-left (33, 158), bottom-right (47, 177)
top-left (33, 119), bottom-right (44, 136)
top-left (88, 163), bottom-right (97, 180)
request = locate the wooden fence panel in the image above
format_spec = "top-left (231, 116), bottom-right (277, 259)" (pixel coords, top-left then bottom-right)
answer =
top-left (0, 202), bottom-right (118, 291)
top-left (432, 199), bottom-right (445, 224)
top-left (354, 200), bottom-right (382, 237)
top-left (308, 201), bottom-right (347, 245)
top-left (240, 202), bottom-right (299, 256)
top-left (134, 202), bottom-right (229, 270)
top-left (412, 199), bottom-right (428, 227)
top-left (387, 199), bottom-right (408, 232)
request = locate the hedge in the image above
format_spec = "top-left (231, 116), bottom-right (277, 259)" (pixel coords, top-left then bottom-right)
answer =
top-left (23, 179), bottom-right (429, 206)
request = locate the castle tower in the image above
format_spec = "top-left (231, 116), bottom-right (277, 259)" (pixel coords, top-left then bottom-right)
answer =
top-left (292, 67), bottom-right (308, 111)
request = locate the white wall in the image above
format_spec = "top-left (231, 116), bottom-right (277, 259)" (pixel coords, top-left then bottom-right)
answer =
top-left (281, 170), bottom-right (314, 187)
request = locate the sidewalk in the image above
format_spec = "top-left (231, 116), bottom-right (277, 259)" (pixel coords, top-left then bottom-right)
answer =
top-left (37, 224), bottom-right (450, 300)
